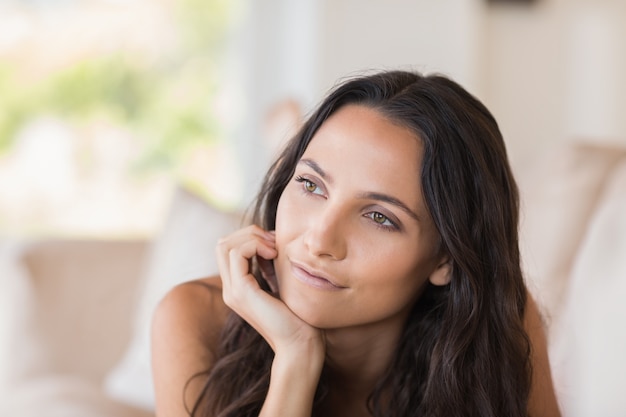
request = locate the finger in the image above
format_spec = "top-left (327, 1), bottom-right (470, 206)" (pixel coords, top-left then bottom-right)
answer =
top-left (218, 236), bottom-right (276, 299)
top-left (228, 239), bottom-right (277, 286)
top-left (216, 227), bottom-right (272, 256)
top-left (215, 226), bottom-right (277, 308)
top-left (215, 226), bottom-right (275, 279)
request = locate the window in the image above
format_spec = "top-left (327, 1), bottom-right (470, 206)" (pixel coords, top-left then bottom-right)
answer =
top-left (0, 0), bottom-right (245, 237)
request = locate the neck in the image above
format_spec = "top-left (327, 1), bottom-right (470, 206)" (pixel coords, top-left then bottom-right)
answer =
top-left (323, 313), bottom-right (407, 397)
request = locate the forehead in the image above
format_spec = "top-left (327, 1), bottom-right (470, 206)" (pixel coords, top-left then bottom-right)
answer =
top-left (302, 104), bottom-right (424, 197)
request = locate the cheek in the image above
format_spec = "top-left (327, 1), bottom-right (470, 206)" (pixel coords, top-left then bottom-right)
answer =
top-left (274, 193), bottom-right (299, 259)
top-left (274, 187), bottom-right (305, 239)
top-left (358, 243), bottom-right (438, 292)
top-left (363, 259), bottom-right (433, 316)
top-left (273, 195), bottom-right (298, 288)
top-left (274, 193), bottom-right (290, 238)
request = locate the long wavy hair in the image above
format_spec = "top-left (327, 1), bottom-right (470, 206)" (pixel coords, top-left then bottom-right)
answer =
top-left (189, 70), bottom-right (531, 417)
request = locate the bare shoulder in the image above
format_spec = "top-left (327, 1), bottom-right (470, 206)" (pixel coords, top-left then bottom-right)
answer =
top-left (151, 276), bottom-right (230, 416)
top-left (524, 290), bottom-right (562, 417)
top-left (153, 276), bottom-right (229, 347)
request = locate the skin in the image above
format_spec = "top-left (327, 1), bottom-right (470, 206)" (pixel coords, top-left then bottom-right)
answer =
top-left (272, 105), bottom-right (451, 414)
top-left (274, 104), bottom-right (450, 331)
top-left (151, 105), bottom-right (561, 417)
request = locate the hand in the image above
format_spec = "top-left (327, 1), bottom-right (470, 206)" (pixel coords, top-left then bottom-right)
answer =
top-left (216, 225), bottom-right (325, 361)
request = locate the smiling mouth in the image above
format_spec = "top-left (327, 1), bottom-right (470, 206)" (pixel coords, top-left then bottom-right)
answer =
top-left (290, 263), bottom-right (346, 291)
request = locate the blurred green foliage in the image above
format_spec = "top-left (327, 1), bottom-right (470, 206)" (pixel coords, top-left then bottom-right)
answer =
top-left (0, 0), bottom-right (239, 175)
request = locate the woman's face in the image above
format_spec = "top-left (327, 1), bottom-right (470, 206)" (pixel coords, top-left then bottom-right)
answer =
top-left (273, 104), bottom-right (448, 330)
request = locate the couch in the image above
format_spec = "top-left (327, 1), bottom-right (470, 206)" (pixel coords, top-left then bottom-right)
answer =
top-left (0, 187), bottom-right (241, 417)
top-left (1, 141), bottom-right (625, 417)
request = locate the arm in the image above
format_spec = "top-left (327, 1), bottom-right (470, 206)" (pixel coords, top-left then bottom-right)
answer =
top-left (216, 225), bottom-right (325, 417)
top-left (151, 277), bottom-right (228, 417)
top-left (152, 226), bottom-right (325, 417)
top-left (525, 292), bottom-right (562, 417)
top-left (260, 340), bottom-right (325, 416)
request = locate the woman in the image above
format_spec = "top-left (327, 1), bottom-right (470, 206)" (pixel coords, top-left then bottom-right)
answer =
top-left (152, 70), bottom-right (561, 417)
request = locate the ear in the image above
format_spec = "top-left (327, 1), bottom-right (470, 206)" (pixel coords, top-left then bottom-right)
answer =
top-left (429, 257), bottom-right (452, 286)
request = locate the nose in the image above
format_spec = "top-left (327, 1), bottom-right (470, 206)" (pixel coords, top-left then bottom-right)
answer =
top-left (303, 203), bottom-right (347, 260)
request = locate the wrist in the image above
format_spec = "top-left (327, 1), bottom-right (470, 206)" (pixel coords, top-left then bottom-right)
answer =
top-left (273, 339), bottom-right (325, 380)
top-left (259, 342), bottom-right (324, 417)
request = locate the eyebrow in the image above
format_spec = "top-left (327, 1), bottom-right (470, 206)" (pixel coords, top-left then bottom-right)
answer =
top-left (299, 158), bottom-right (333, 183)
top-left (298, 158), bottom-right (420, 222)
top-left (358, 192), bottom-right (420, 222)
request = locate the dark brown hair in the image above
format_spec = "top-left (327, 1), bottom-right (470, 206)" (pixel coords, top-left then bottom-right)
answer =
top-left (190, 70), bottom-right (531, 417)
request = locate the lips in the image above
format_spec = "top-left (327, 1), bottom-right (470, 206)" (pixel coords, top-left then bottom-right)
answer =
top-left (290, 261), bottom-right (346, 291)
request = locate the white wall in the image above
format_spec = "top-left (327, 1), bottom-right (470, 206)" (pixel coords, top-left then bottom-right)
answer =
top-left (240, 0), bottom-right (488, 198)
top-left (233, 0), bottom-right (320, 200)
top-left (483, 0), bottom-right (626, 170)
top-left (315, 0), bottom-right (486, 98)
top-left (240, 0), bottom-right (626, 189)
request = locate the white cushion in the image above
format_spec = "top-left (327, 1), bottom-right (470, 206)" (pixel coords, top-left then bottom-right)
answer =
top-left (0, 241), bottom-right (42, 397)
top-left (103, 186), bottom-right (241, 410)
top-left (518, 142), bottom-right (625, 328)
top-left (550, 159), bottom-right (626, 417)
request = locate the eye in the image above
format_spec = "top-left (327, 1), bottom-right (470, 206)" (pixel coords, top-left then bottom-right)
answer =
top-left (371, 212), bottom-right (387, 224)
top-left (304, 179), bottom-right (317, 193)
top-left (365, 211), bottom-right (398, 230)
top-left (295, 175), bottom-right (324, 195)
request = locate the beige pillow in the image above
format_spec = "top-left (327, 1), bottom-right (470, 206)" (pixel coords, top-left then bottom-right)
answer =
top-left (518, 142), bottom-right (626, 329)
top-left (0, 238), bottom-right (149, 414)
top-left (549, 159), bottom-right (626, 417)
top-left (104, 186), bottom-right (241, 410)
top-left (0, 375), bottom-right (152, 417)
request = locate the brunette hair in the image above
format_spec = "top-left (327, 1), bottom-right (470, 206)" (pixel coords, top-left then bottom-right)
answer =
top-left (190, 70), bottom-right (531, 417)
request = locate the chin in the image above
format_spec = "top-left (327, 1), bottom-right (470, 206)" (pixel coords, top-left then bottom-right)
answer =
top-left (280, 288), bottom-right (336, 329)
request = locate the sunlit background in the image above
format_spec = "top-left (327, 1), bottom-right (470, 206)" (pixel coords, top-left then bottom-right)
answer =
top-left (0, 0), bottom-right (247, 237)
top-left (1, 0), bottom-right (625, 239)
